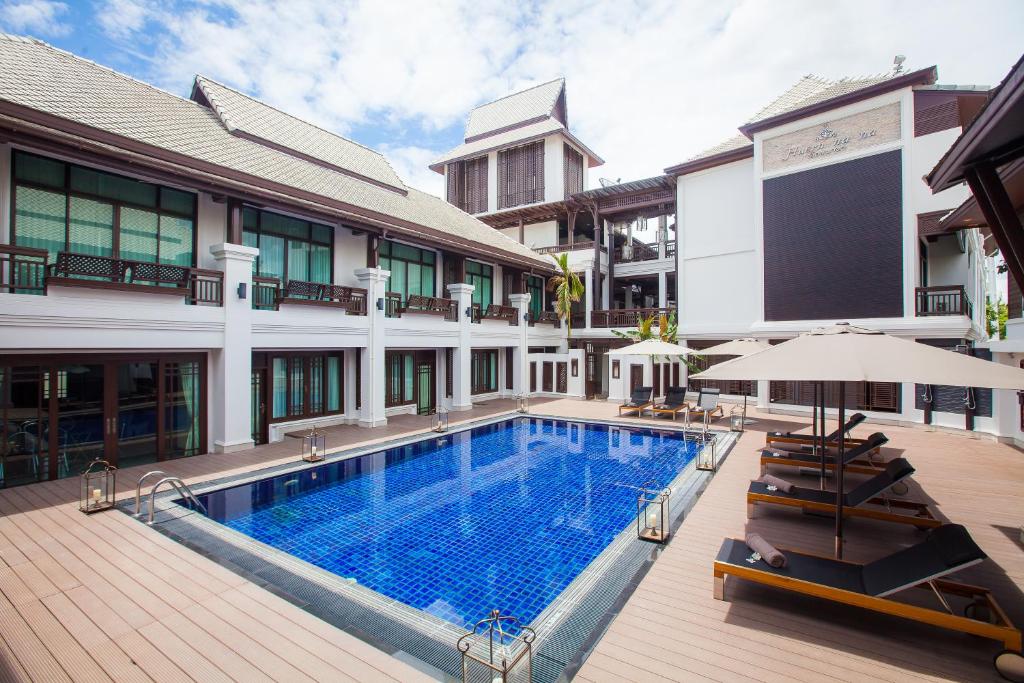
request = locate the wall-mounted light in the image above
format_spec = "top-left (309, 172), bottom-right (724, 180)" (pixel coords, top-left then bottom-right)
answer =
top-left (523, 313), bottom-right (530, 322)
top-left (237, 282), bottom-right (247, 300)
top-left (376, 297), bottom-right (385, 311)
top-left (465, 306), bottom-right (472, 318)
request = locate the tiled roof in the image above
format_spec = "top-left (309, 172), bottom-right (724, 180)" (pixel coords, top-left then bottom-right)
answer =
top-left (430, 118), bottom-right (564, 171)
top-left (686, 134), bottom-right (753, 162)
top-left (193, 75), bottom-right (405, 191)
top-left (746, 72), bottom-right (899, 124)
top-left (0, 34), bottom-right (550, 268)
top-left (464, 78), bottom-right (564, 140)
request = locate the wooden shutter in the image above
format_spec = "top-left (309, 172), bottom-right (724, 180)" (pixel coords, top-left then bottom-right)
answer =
top-left (530, 362), bottom-right (537, 392)
top-left (505, 348), bottom-right (514, 391)
top-left (556, 362), bottom-right (567, 393)
top-left (445, 348), bottom-right (453, 398)
top-left (446, 163), bottom-right (459, 205)
top-left (474, 156), bottom-right (488, 213)
top-left (543, 362), bottom-right (553, 392)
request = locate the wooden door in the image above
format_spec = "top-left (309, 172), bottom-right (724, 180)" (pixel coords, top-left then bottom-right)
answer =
top-left (530, 362), bottom-right (537, 392)
top-left (629, 364), bottom-right (644, 395)
top-left (542, 362), bottom-right (554, 392)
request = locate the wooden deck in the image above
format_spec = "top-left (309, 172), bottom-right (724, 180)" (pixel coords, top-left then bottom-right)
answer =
top-left (0, 398), bottom-right (1020, 681)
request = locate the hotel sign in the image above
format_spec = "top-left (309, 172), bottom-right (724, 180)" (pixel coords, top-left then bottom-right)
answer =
top-left (762, 102), bottom-right (901, 173)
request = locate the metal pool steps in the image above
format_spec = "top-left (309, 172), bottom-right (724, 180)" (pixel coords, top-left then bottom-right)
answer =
top-left (133, 470), bottom-right (206, 524)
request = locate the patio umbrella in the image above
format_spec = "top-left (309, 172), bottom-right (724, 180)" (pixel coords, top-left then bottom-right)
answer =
top-left (691, 323), bottom-right (1024, 558)
top-left (607, 339), bottom-right (700, 357)
top-left (694, 338), bottom-right (772, 423)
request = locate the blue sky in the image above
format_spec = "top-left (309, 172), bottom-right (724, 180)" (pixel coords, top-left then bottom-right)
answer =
top-left (1, 0), bottom-right (1023, 197)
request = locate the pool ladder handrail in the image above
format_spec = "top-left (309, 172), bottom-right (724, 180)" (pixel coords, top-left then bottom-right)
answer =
top-left (134, 471), bottom-right (206, 524)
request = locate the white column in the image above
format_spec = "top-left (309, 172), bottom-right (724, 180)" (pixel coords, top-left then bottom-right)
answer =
top-left (509, 293), bottom-right (530, 396)
top-left (658, 270), bottom-right (667, 310)
top-left (343, 348), bottom-right (359, 420)
top-left (756, 380), bottom-right (770, 409)
top-left (448, 283), bottom-right (475, 411)
top-left (584, 267), bottom-right (593, 331)
top-left (210, 243), bottom-right (258, 453)
top-left (355, 267), bottom-right (390, 427)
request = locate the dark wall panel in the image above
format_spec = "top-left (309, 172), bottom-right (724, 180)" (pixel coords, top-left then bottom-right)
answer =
top-left (763, 150), bottom-right (904, 321)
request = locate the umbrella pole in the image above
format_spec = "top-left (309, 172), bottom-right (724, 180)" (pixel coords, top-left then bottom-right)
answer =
top-left (819, 382), bottom-right (827, 489)
top-left (835, 383), bottom-right (846, 559)
top-left (813, 382), bottom-right (822, 489)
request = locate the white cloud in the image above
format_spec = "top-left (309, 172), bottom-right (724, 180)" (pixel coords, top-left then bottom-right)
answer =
top-left (378, 144), bottom-right (446, 197)
top-left (93, 0), bottom-right (1024, 196)
top-left (0, 0), bottom-right (70, 37)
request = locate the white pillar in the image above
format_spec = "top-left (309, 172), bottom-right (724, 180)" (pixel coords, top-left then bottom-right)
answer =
top-left (343, 348), bottom-right (359, 420)
top-left (355, 267), bottom-right (390, 427)
top-left (448, 283), bottom-right (475, 411)
top-left (210, 243), bottom-right (258, 453)
top-left (584, 267), bottom-right (593, 331)
top-left (658, 271), bottom-right (667, 310)
top-left (756, 380), bottom-right (770, 409)
top-left (509, 293), bottom-right (530, 396)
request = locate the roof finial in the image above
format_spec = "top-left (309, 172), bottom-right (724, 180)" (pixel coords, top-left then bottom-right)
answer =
top-left (893, 55), bottom-right (906, 75)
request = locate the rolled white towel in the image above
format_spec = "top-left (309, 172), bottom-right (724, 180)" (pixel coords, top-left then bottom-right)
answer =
top-left (745, 532), bottom-right (787, 568)
top-left (756, 474), bottom-right (794, 493)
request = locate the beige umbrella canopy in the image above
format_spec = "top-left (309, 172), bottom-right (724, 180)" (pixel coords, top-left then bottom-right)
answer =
top-left (696, 338), bottom-right (771, 357)
top-left (691, 324), bottom-right (1024, 389)
top-left (607, 339), bottom-right (699, 356)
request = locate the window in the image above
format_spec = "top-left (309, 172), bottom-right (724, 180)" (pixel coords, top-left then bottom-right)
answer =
top-left (12, 150), bottom-right (197, 267)
top-left (471, 349), bottom-right (498, 394)
top-left (498, 141), bottom-right (544, 209)
top-left (379, 240), bottom-right (436, 303)
top-left (526, 275), bottom-right (544, 318)
top-left (465, 260), bottom-right (493, 307)
top-left (563, 143), bottom-right (584, 197)
top-left (446, 156), bottom-right (488, 214)
top-left (386, 351), bottom-right (416, 407)
top-left (268, 352), bottom-right (344, 421)
top-left (243, 208), bottom-right (332, 285)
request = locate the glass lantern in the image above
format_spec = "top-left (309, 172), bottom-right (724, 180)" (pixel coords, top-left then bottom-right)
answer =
top-left (80, 459), bottom-right (116, 514)
top-left (516, 394), bottom-right (530, 414)
top-left (302, 426), bottom-right (326, 463)
top-left (729, 405), bottom-right (745, 432)
top-left (433, 407), bottom-right (449, 433)
top-left (637, 482), bottom-right (671, 543)
top-left (457, 609), bottom-right (535, 683)
top-left (696, 438), bottom-right (717, 472)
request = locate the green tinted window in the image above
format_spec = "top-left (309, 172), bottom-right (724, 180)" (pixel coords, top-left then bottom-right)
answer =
top-left (14, 152), bottom-right (65, 188)
top-left (119, 207), bottom-right (159, 262)
top-left (311, 224), bottom-right (332, 244)
top-left (14, 186), bottom-right (66, 260)
top-left (159, 216), bottom-right (194, 266)
top-left (160, 187), bottom-right (195, 215)
top-left (243, 207), bottom-right (259, 230)
top-left (70, 167), bottom-right (157, 207)
top-left (68, 198), bottom-right (113, 258)
top-left (261, 211), bottom-right (310, 239)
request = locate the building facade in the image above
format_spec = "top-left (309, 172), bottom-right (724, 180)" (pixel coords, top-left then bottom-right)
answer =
top-left (0, 35), bottom-right (584, 490)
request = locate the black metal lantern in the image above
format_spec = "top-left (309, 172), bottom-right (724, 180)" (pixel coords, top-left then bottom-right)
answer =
top-left (80, 459), bottom-right (116, 514)
top-left (457, 609), bottom-right (535, 683)
top-left (302, 426), bottom-right (326, 463)
top-left (637, 481), bottom-right (671, 543)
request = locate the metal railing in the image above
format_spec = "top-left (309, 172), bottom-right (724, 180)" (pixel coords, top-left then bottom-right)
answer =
top-left (134, 470), bottom-right (206, 524)
top-left (915, 285), bottom-right (972, 318)
top-left (590, 306), bottom-right (674, 328)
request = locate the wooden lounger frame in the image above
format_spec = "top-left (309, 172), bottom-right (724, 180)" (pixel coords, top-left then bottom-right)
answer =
top-left (650, 402), bottom-right (690, 420)
top-left (689, 404), bottom-right (724, 420)
top-left (765, 433), bottom-right (881, 455)
top-left (759, 451), bottom-right (884, 476)
top-left (619, 401), bottom-right (653, 417)
top-left (747, 490), bottom-right (941, 529)
top-left (714, 551), bottom-right (1022, 652)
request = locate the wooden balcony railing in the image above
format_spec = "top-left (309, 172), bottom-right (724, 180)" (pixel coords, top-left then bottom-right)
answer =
top-left (915, 285), bottom-right (973, 318)
top-left (188, 269), bottom-right (224, 306)
top-left (252, 276), bottom-right (281, 310)
top-left (250, 277), bottom-right (366, 314)
top-left (529, 311), bottom-right (561, 327)
top-left (0, 245), bottom-right (47, 294)
top-left (534, 240), bottom-right (597, 255)
top-left (614, 242), bottom-right (661, 263)
top-left (590, 307), bottom-right (674, 328)
top-left (387, 293), bottom-right (458, 322)
top-left (472, 304), bottom-right (519, 325)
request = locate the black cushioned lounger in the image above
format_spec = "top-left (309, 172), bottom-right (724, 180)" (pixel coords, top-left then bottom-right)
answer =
top-left (651, 386), bottom-right (688, 420)
top-left (713, 524), bottom-right (1022, 670)
top-left (747, 458), bottom-right (939, 528)
top-left (618, 386), bottom-right (654, 416)
top-left (760, 432), bottom-right (889, 475)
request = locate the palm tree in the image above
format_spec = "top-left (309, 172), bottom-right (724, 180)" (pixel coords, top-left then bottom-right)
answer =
top-left (547, 253), bottom-right (584, 338)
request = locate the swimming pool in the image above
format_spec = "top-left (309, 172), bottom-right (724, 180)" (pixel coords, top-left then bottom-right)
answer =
top-left (158, 416), bottom-right (725, 680)
top-left (193, 417), bottom-right (701, 627)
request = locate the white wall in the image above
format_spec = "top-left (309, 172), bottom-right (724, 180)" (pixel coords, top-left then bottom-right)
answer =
top-left (676, 157), bottom-right (759, 336)
top-left (910, 128), bottom-right (970, 214)
top-left (544, 135), bottom-right (564, 202)
top-left (334, 227), bottom-right (367, 288)
top-left (526, 350), bottom-right (585, 398)
top-left (521, 220), bottom-right (559, 249)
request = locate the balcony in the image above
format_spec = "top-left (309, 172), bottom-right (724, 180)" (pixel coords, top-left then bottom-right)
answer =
top-left (590, 307), bottom-right (674, 328)
top-left (0, 247), bottom-right (223, 305)
top-left (528, 311), bottom-right (561, 327)
top-left (471, 304), bottom-right (519, 325)
top-left (614, 242), bottom-right (661, 263)
top-left (250, 276), bottom-right (367, 315)
top-left (534, 240), bottom-right (598, 255)
top-left (385, 293), bottom-right (459, 322)
top-left (915, 285), bottom-right (973, 318)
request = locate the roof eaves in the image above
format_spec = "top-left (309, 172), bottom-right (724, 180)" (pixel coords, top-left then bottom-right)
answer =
top-left (664, 143), bottom-right (754, 177)
top-left (738, 66), bottom-right (938, 138)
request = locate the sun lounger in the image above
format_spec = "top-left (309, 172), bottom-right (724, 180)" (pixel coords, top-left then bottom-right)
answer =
top-left (747, 458), bottom-right (939, 529)
top-left (688, 388), bottom-right (724, 422)
top-left (761, 432), bottom-right (889, 476)
top-left (619, 386), bottom-right (654, 416)
top-left (765, 412), bottom-right (877, 454)
top-left (713, 524), bottom-right (1022, 663)
top-left (650, 386), bottom-right (688, 420)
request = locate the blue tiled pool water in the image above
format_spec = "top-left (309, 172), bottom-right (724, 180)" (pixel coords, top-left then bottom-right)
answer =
top-left (191, 417), bottom-right (702, 629)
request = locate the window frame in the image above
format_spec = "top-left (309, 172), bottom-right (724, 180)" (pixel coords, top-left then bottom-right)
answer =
top-left (242, 207), bottom-right (334, 285)
top-left (266, 350), bottom-right (345, 423)
top-left (471, 349), bottom-right (498, 395)
top-left (380, 240), bottom-right (437, 302)
top-left (465, 259), bottom-right (493, 307)
top-left (11, 149), bottom-right (199, 266)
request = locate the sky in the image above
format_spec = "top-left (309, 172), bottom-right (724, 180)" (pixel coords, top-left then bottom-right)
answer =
top-left (0, 0), bottom-right (1022, 199)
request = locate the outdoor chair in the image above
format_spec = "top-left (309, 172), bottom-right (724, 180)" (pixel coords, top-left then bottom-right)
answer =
top-left (747, 458), bottom-right (940, 529)
top-left (765, 412), bottom-right (876, 454)
top-left (761, 432), bottom-right (889, 476)
top-left (713, 524), bottom-right (1022, 674)
top-left (688, 388), bottom-right (724, 422)
top-left (619, 387), bottom-right (654, 416)
top-left (650, 386), bottom-right (689, 420)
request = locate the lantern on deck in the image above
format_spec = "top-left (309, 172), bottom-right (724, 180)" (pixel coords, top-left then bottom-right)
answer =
top-left (516, 394), bottom-right (530, 414)
top-left (80, 459), bottom-right (116, 514)
top-left (696, 438), bottom-right (717, 472)
top-left (302, 426), bottom-right (326, 463)
top-left (729, 405), bottom-right (745, 432)
top-left (433, 407), bottom-right (449, 433)
top-left (637, 482), bottom-right (671, 543)
top-left (457, 609), bottom-right (535, 683)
